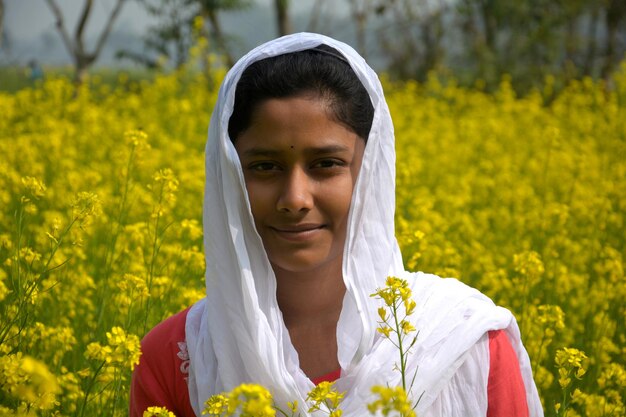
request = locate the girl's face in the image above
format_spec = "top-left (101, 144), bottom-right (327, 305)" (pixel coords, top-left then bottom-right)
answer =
top-left (235, 96), bottom-right (365, 275)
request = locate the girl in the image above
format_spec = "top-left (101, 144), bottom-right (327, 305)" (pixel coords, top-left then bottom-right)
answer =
top-left (130, 33), bottom-right (543, 417)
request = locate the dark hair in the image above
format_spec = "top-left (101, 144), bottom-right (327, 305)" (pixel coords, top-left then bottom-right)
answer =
top-left (228, 44), bottom-right (374, 142)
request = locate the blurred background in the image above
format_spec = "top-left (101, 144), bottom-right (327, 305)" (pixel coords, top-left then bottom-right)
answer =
top-left (1, 0), bottom-right (625, 93)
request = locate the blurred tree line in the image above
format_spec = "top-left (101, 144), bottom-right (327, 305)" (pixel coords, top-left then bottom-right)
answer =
top-left (38, 0), bottom-right (626, 94)
top-left (348, 0), bottom-right (626, 93)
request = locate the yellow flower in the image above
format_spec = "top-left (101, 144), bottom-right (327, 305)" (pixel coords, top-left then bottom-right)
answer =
top-left (85, 342), bottom-right (110, 362)
top-left (400, 320), bottom-right (416, 335)
top-left (106, 327), bottom-right (142, 370)
top-left (226, 383), bottom-right (275, 417)
top-left (367, 385), bottom-right (415, 417)
top-left (144, 406), bottom-right (177, 417)
top-left (151, 168), bottom-right (180, 217)
top-left (21, 176), bottom-right (46, 199)
top-left (19, 247), bottom-right (42, 264)
top-left (372, 276), bottom-right (417, 342)
top-left (377, 326), bottom-right (392, 338)
top-left (181, 219), bottom-right (203, 240)
top-left (513, 251), bottom-right (545, 280)
top-left (85, 327), bottom-right (142, 371)
top-left (378, 307), bottom-right (387, 321)
top-left (307, 381), bottom-right (344, 413)
top-left (555, 347), bottom-right (588, 389)
top-left (203, 394), bottom-right (229, 415)
top-left (71, 191), bottom-right (102, 222)
top-left (125, 129), bottom-right (150, 149)
top-left (404, 299), bottom-right (416, 316)
top-left (371, 277), bottom-right (414, 311)
top-left (0, 277), bottom-right (8, 302)
top-left (287, 400), bottom-right (298, 414)
top-left (0, 353), bottom-right (60, 410)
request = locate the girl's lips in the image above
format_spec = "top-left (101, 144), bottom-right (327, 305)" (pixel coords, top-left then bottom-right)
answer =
top-left (270, 224), bottom-right (325, 241)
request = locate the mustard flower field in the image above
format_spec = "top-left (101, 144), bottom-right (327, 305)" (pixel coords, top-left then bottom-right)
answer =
top-left (1, 66), bottom-right (625, 416)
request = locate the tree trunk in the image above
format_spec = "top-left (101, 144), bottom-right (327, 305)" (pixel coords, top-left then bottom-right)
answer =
top-left (480, 0), bottom-right (497, 55)
top-left (601, 23), bottom-right (618, 81)
top-left (73, 52), bottom-right (95, 86)
top-left (45, 0), bottom-right (126, 87)
top-left (418, 8), bottom-right (444, 79)
top-left (348, 0), bottom-right (370, 59)
top-left (601, 0), bottom-right (626, 81)
top-left (204, 9), bottom-right (234, 67)
top-left (582, 6), bottom-right (599, 77)
top-left (307, 0), bottom-right (326, 33)
top-left (473, 0), bottom-right (498, 85)
top-left (274, 0), bottom-right (292, 37)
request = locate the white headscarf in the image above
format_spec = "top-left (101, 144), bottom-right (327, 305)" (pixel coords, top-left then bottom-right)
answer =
top-left (186, 32), bottom-right (543, 417)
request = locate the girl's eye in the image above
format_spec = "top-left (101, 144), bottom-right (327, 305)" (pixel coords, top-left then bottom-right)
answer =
top-left (249, 162), bottom-right (279, 171)
top-left (248, 161), bottom-right (281, 175)
top-left (312, 159), bottom-right (345, 169)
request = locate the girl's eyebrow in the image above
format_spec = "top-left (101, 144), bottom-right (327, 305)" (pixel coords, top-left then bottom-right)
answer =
top-left (240, 148), bottom-right (282, 158)
top-left (241, 144), bottom-right (350, 158)
top-left (309, 145), bottom-right (351, 155)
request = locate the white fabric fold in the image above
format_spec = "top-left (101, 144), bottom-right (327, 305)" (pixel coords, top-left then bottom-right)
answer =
top-left (186, 32), bottom-right (543, 417)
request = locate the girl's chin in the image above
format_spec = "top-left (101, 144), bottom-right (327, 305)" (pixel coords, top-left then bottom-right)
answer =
top-left (268, 252), bottom-right (342, 276)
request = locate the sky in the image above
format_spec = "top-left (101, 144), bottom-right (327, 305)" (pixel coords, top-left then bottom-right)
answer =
top-left (7, 0), bottom-right (151, 42)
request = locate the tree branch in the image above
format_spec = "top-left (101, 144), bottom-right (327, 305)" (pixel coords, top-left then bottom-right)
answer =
top-left (93, 0), bottom-right (127, 59)
top-left (44, 0), bottom-right (75, 57)
top-left (75, 0), bottom-right (93, 55)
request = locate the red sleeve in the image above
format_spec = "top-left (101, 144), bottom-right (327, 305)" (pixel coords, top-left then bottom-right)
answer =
top-left (310, 368), bottom-right (341, 385)
top-left (486, 330), bottom-right (529, 417)
top-left (130, 308), bottom-right (196, 417)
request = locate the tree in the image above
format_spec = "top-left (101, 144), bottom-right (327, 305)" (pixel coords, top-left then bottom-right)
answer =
top-left (347, 0), bottom-right (376, 59)
top-left (197, 0), bottom-right (251, 67)
top-left (0, 0), bottom-right (5, 50)
top-left (376, 0), bottom-right (446, 81)
top-left (306, 0), bottom-right (327, 33)
top-left (601, 0), bottom-right (626, 80)
top-left (44, 0), bottom-right (128, 84)
top-left (274, 0), bottom-right (292, 37)
top-left (454, 0), bottom-right (626, 92)
top-left (132, 0), bottom-right (196, 69)
top-left (121, 0), bottom-right (248, 70)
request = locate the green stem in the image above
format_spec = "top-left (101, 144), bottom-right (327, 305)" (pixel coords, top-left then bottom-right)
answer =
top-left (14, 204), bottom-right (25, 348)
top-left (42, 218), bottom-right (77, 274)
top-left (110, 368), bottom-right (124, 417)
top-left (556, 375), bottom-right (572, 417)
top-left (78, 360), bottom-right (107, 417)
top-left (143, 183), bottom-right (164, 333)
top-left (95, 145), bottom-right (137, 333)
top-left (392, 298), bottom-right (407, 391)
top-left (15, 205), bottom-right (24, 302)
top-left (520, 273), bottom-right (529, 338)
top-left (273, 406), bottom-right (291, 417)
top-left (103, 144), bottom-right (135, 277)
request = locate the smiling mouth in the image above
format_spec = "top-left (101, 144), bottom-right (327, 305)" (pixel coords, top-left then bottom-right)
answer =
top-left (270, 224), bottom-right (325, 241)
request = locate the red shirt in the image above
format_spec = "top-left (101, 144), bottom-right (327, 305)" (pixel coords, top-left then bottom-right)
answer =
top-left (130, 309), bottom-right (528, 417)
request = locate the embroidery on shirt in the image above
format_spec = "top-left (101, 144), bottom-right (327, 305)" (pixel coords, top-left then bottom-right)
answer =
top-left (177, 341), bottom-right (190, 383)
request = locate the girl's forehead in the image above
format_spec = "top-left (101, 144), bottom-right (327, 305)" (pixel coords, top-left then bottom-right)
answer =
top-left (234, 97), bottom-right (362, 159)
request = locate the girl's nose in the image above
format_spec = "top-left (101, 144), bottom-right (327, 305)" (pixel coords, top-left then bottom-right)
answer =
top-left (276, 167), bottom-right (313, 213)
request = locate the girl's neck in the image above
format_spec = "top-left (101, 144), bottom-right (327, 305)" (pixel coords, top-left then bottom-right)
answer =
top-left (273, 262), bottom-right (345, 379)
top-left (274, 262), bottom-right (346, 327)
